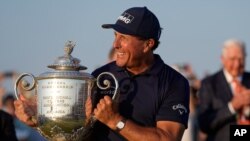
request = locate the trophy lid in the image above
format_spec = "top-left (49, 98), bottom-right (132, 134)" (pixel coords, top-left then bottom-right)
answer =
top-left (47, 41), bottom-right (87, 71)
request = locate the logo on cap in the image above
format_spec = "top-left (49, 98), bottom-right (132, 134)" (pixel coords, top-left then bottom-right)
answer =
top-left (118, 12), bottom-right (134, 24)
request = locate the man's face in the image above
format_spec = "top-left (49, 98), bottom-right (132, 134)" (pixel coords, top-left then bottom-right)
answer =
top-left (112, 32), bottom-right (147, 69)
top-left (221, 45), bottom-right (245, 78)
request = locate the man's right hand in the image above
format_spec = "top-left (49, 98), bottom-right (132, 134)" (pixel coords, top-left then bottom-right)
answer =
top-left (14, 94), bottom-right (37, 127)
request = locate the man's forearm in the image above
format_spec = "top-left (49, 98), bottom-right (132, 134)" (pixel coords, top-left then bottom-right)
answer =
top-left (111, 119), bottom-right (184, 141)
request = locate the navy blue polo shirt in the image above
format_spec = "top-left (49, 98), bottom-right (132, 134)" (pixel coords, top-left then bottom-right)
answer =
top-left (91, 54), bottom-right (190, 141)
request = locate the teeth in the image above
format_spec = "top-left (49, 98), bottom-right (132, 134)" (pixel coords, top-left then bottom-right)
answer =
top-left (117, 52), bottom-right (125, 56)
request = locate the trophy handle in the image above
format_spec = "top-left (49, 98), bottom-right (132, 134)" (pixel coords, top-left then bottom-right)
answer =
top-left (96, 72), bottom-right (119, 100)
top-left (88, 72), bottom-right (119, 126)
top-left (14, 73), bottom-right (36, 100)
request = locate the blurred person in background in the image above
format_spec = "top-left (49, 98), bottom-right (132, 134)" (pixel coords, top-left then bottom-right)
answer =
top-left (0, 109), bottom-right (18, 140)
top-left (197, 39), bottom-right (250, 141)
top-left (2, 94), bottom-right (16, 116)
top-left (2, 94), bottom-right (31, 141)
top-left (0, 72), bottom-right (18, 141)
top-left (0, 71), bottom-right (14, 107)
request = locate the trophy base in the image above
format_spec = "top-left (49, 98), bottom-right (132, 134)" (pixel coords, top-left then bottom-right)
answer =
top-left (37, 118), bottom-right (86, 141)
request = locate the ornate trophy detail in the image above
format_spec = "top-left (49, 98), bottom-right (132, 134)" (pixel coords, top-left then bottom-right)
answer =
top-left (14, 41), bottom-right (119, 141)
top-left (97, 72), bottom-right (119, 100)
top-left (64, 41), bottom-right (75, 55)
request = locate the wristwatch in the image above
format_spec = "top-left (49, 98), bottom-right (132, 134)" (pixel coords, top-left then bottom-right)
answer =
top-left (116, 118), bottom-right (127, 132)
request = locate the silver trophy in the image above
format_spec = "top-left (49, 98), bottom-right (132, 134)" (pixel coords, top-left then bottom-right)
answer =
top-left (14, 41), bottom-right (119, 141)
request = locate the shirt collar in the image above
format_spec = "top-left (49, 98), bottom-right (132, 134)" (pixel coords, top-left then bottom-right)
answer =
top-left (223, 69), bottom-right (242, 83)
top-left (145, 54), bottom-right (164, 75)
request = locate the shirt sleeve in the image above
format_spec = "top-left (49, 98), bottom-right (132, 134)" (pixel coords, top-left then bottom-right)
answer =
top-left (156, 74), bottom-right (190, 128)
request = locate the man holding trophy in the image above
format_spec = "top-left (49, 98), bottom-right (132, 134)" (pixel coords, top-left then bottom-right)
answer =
top-left (14, 7), bottom-right (190, 141)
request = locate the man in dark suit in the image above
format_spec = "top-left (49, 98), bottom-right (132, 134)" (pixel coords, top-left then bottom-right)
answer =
top-left (197, 39), bottom-right (250, 141)
top-left (0, 110), bottom-right (18, 141)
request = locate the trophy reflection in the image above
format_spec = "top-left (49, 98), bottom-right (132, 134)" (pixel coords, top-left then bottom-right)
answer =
top-left (14, 41), bottom-right (119, 141)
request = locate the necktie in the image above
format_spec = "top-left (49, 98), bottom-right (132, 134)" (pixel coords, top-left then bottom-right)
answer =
top-left (231, 78), bottom-right (240, 95)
